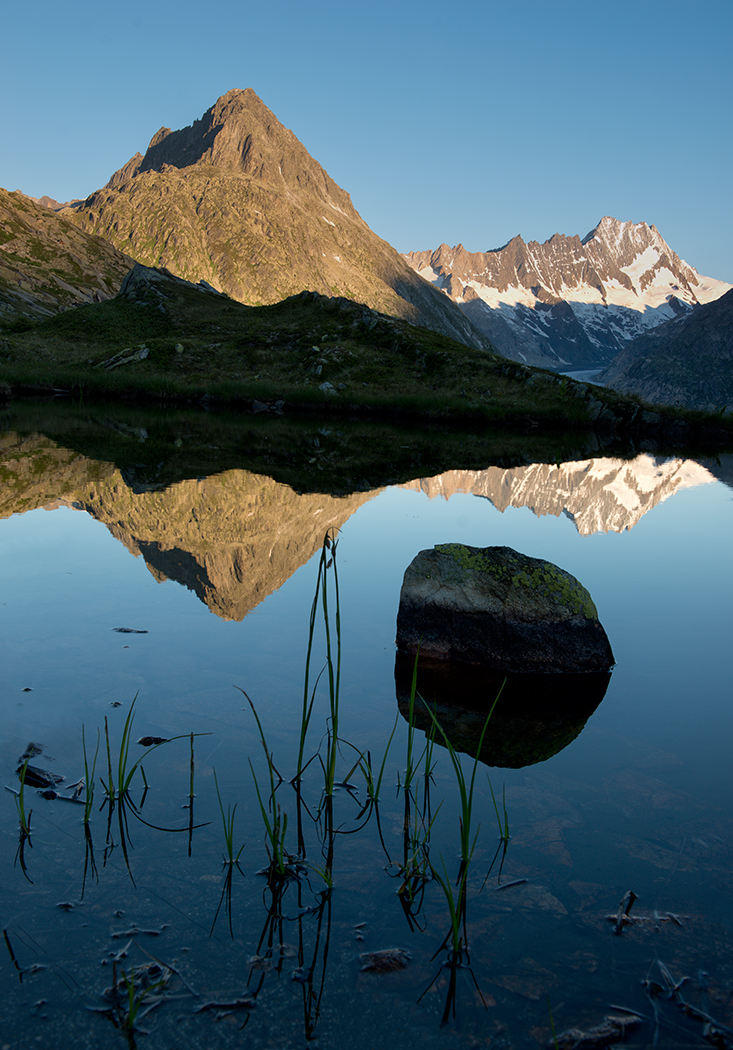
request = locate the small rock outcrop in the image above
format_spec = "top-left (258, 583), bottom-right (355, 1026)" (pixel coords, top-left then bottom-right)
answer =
top-left (395, 544), bottom-right (613, 674)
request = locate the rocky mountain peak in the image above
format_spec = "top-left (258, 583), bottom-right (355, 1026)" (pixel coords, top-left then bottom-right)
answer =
top-left (103, 88), bottom-right (355, 216)
top-left (147, 126), bottom-right (173, 150)
top-left (489, 233), bottom-right (526, 254)
top-left (65, 90), bottom-right (491, 350)
top-left (581, 216), bottom-right (695, 285)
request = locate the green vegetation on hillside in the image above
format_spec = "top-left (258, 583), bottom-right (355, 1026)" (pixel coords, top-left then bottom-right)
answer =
top-left (1, 266), bottom-right (732, 450)
top-left (0, 188), bottom-right (133, 323)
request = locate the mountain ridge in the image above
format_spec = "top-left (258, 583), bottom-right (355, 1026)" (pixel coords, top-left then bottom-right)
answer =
top-left (0, 187), bottom-right (134, 322)
top-left (404, 217), bottom-right (730, 370)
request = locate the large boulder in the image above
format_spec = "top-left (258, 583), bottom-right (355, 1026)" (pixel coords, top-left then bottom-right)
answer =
top-left (396, 544), bottom-right (614, 674)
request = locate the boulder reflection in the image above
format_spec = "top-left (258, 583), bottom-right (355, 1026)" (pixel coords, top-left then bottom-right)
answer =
top-left (395, 652), bottom-right (610, 768)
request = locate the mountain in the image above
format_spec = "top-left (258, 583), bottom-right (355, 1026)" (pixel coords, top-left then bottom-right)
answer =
top-left (0, 188), bottom-right (134, 323)
top-left (404, 217), bottom-right (730, 371)
top-left (63, 88), bottom-right (491, 351)
top-left (598, 287), bottom-right (733, 412)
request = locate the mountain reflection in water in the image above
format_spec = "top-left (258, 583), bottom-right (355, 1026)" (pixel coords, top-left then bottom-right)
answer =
top-left (402, 455), bottom-right (716, 535)
top-left (0, 431), bottom-right (722, 618)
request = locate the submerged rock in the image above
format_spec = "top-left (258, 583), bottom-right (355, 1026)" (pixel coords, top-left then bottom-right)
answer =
top-left (551, 1013), bottom-right (642, 1049)
top-left (396, 544), bottom-right (613, 674)
top-left (359, 948), bottom-right (411, 972)
top-left (16, 765), bottom-right (64, 789)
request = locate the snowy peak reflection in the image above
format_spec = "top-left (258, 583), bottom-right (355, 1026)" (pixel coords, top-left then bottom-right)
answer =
top-left (401, 455), bottom-right (716, 535)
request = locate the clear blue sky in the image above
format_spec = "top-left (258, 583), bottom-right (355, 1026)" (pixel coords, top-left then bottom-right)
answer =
top-left (2, 0), bottom-right (731, 281)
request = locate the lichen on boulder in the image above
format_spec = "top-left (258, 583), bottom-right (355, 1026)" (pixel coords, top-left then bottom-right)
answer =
top-left (395, 544), bottom-right (614, 674)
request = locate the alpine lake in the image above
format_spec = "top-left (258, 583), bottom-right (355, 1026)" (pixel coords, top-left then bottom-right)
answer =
top-left (1, 400), bottom-right (732, 1050)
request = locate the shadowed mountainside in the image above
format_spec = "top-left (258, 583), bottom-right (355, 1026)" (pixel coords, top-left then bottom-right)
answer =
top-left (598, 288), bottom-right (733, 412)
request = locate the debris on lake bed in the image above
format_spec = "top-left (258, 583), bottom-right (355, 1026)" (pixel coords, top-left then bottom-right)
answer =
top-left (642, 960), bottom-right (733, 1047)
top-left (14, 764), bottom-right (63, 788)
top-left (102, 939), bottom-right (135, 965)
top-left (607, 909), bottom-right (690, 931)
top-left (90, 961), bottom-right (175, 1019)
top-left (193, 995), bottom-right (255, 1014)
top-left (606, 890), bottom-right (690, 934)
top-left (549, 1012), bottom-right (642, 1049)
top-left (137, 736), bottom-right (169, 746)
top-left (113, 627), bottom-right (149, 634)
top-left (21, 742), bottom-right (44, 758)
top-left (496, 878), bottom-right (528, 891)
top-left (359, 948), bottom-right (411, 972)
top-left (610, 889), bottom-right (638, 934)
top-left (3, 930), bottom-right (49, 980)
top-left (111, 924), bottom-right (170, 938)
top-left (35, 778), bottom-right (85, 803)
top-left (14, 743), bottom-right (66, 790)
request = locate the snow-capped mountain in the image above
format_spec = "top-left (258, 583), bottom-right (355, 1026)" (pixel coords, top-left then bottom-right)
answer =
top-left (404, 217), bottom-right (730, 371)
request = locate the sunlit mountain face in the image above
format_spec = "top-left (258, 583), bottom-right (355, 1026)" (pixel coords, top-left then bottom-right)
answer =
top-left (405, 217), bottom-right (730, 371)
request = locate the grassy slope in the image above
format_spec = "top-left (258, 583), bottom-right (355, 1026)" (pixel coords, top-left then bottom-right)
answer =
top-left (1, 269), bottom-right (732, 447)
top-left (0, 188), bottom-right (134, 322)
top-left (0, 274), bottom-right (620, 423)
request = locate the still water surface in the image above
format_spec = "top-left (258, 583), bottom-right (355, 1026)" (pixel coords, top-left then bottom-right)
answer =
top-left (1, 438), bottom-right (732, 1049)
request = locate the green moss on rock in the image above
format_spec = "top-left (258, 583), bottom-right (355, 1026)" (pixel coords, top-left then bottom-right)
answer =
top-left (435, 542), bottom-right (597, 619)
